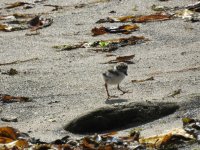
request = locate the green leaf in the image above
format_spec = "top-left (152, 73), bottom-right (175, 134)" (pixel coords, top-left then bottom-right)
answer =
top-left (182, 117), bottom-right (193, 124)
top-left (99, 41), bottom-right (109, 47)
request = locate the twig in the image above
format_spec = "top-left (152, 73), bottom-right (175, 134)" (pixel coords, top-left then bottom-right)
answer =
top-left (0, 58), bottom-right (38, 66)
top-left (167, 89), bottom-right (182, 98)
top-left (162, 89), bottom-right (182, 100)
top-left (148, 66), bottom-right (200, 76)
top-left (132, 76), bottom-right (154, 83)
top-left (102, 54), bottom-right (135, 64)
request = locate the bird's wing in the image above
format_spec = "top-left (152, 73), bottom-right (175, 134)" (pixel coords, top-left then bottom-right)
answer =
top-left (103, 69), bottom-right (119, 78)
top-left (107, 69), bottom-right (119, 75)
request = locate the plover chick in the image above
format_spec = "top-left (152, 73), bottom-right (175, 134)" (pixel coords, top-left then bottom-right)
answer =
top-left (102, 62), bottom-right (129, 100)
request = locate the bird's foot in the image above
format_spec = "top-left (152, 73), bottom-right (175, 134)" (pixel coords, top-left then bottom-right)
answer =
top-left (106, 95), bottom-right (118, 100)
top-left (120, 90), bottom-right (131, 95)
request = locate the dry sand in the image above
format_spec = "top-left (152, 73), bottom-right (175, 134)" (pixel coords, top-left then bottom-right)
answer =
top-left (0, 0), bottom-right (200, 143)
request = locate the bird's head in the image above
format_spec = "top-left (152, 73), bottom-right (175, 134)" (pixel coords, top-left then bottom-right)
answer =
top-left (115, 62), bottom-right (128, 75)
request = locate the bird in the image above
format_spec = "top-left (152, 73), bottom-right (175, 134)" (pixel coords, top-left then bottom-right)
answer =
top-left (102, 62), bottom-right (129, 100)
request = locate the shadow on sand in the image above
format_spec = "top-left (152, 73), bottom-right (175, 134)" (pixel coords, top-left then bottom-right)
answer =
top-left (105, 98), bottom-right (128, 104)
top-left (64, 101), bottom-right (179, 134)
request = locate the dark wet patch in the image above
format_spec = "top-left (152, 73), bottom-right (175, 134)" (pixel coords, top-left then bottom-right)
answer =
top-left (64, 102), bottom-right (179, 134)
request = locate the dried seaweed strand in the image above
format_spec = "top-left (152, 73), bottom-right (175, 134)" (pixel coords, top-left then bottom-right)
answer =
top-left (149, 66), bottom-right (200, 76)
top-left (132, 77), bottom-right (154, 83)
top-left (0, 58), bottom-right (38, 66)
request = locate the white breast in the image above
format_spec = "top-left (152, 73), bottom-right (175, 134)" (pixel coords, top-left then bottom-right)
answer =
top-left (103, 71), bottom-right (125, 85)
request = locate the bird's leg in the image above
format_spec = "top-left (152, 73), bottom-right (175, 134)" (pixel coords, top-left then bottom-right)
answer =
top-left (117, 84), bottom-right (129, 95)
top-left (34, 27), bottom-right (40, 35)
top-left (29, 27), bottom-right (40, 36)
top-left (105, 83), bottom-right (118, 100)
top-left (35, 29), bottom-right (39, 34)
top-left (105, 83), bottom-right (110, 99)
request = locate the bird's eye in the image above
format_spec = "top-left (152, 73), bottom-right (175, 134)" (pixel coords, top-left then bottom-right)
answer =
top-left (123, 66), bottom-right (127, 69)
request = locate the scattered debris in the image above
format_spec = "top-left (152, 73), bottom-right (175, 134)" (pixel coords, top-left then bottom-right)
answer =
top-left (23, 4), bottom-right (35, 9)
top-left (151, 2), bottom-right (200, 22)
top-left (34, 0), bottom-right (48, 3)
top-left (43, 4), bottom-right (63, 11)
top-left (0, 127), bottom-right (29, 149)
top-left (92, 24), bottom-right (139, 36)
top-left (132, 12), bottom-right (171, 23)
top-left (0, 13), bottom-right (34, 21)
top-left (140, 128), bottom-right (194, 149)
top-left (0, 13), bottom-right (53, 32)
top-left (1, 116), bottom-right (18, 122)
top-left (0, 15), bottom-right (16, 20)
top-left (166, 89), bottom-right (182, 98)
top-left (85, 0), bottom-right (111, 6)
top-left (48, 101), bottom-right (60, 104)
top-left (1, 116), bottom-right (200, 150)
top-left (5, 2), bottom-right (32, 9)
top-left (38, 0), bottom-right (111, 11)
top-left (103, 54), bottom-right (135, 64)
top-left (96, 12), bottom-right (171, 23)
top-left (48, 119), bottom-right (56, 122)
top-left (176, 9), bottom-right (194, 19)
top-left (0, 127), bottom-right (19, 140)
top-left (181, 51), bottom-right (187, 55)
top-left (13, 13), bottom-right (35, 19)
top-left (132, 76), bottom-right (154, 83)
top-left (129, 128), bottom-right (142, 138)
top-left (149, 65), bottom-right (200, 76)
top-left (0, 24), bottom-right (12, 31)
top-left (0, 94), bottom-right (30, 103)
top-left (183, 118), bottom-right (200, 142)
top-left (1, 68), bottom-right (18, 76)
top-left (0, 58), bottom-right (38, 66)
top-left (53, 43), bottom-right (85, 51)
top-left (109, 10), bottom-right (116, 13)
top-left (88, 36), bottom-right (148, 52)
top-left (175, 9), bottom-right (200, 22)
top-left (96, 16), bottom-right (134, 23)
top-left (74, 3), bottom-right (86, 9)
top-left (105, 54), bottom-right (116, 57)
top-left (151, 4), bottom-right (171, 11)
top-left (185, 2), bottom-right (200, 12)
top-left (54, 36), bottom-right (148, 52)
top-left (96, 2), bottom-right (200, 24)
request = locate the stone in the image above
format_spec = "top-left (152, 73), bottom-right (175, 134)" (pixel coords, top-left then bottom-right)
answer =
top-left (1, 116), bottom-right (18, 122)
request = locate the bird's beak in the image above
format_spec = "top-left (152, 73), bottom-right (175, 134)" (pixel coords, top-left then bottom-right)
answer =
top-left (124, 71), bottom-right (128, 76)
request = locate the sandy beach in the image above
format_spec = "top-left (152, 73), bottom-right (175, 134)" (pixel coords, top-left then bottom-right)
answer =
top-left (0, 0), bottom-right (200, 145)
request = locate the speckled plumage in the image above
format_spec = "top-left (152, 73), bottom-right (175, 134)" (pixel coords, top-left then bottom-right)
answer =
top-left (103, 69), bottom-right (125, 85)
top-left (102, 63), bottom-right (128, 99)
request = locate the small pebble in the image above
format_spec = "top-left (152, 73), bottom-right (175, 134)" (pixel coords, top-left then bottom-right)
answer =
top-left (1, 116), bottom-right (18, 122)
